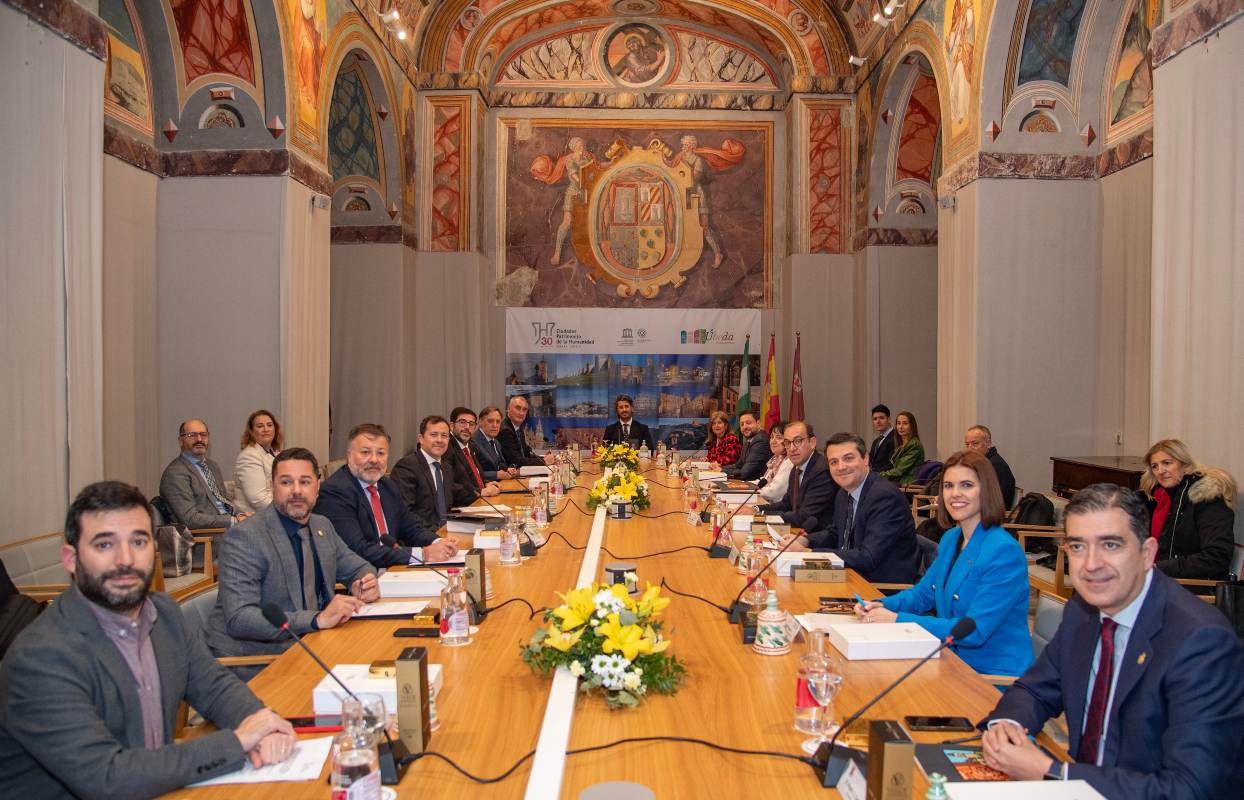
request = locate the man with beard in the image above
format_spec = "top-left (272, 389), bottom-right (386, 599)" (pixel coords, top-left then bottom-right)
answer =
top-left (445, 406), bottom-right (503, 499)
top-left (0, 481), bottom-right (295, 797)
top-left (159, 418), bottom-right (249, 528)
top-left (207, 448), bottom-right (378, 677)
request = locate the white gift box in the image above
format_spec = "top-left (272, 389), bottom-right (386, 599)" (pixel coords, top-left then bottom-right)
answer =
top-left (519, 466), bottom-right (550, 476)
top-left (378, 570), bottom-right (449, 598)
top-left (472, 532), bottom-right (500, 549)
top-left (769, 551), bottom-right (844, 577)
top-left (312, 663), bottom-right (444, 715)
top-left (826, 622), bottom-right (941, 661)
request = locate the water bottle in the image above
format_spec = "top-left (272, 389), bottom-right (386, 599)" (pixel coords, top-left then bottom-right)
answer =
top-left (794, 631), bottom-right (833, 735)
top-left (439, 568), bottom-right (472, 647)
top-left (330, 698), bottom-right (381, 800)
top-left (499, 519), bottom-right (521, 565)
top-left (532, 483), bottom-right (549, 526)
top-left (668, 450), bottom-right (680, 478)
top-left (549, 468), bottom-right (564, 502)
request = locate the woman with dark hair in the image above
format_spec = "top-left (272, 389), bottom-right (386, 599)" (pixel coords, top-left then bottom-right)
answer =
top-left (233, 409), bottom-right (283, 513)
top-left (880, 410), bottom-right (925, 485)
top-left (758, 421), bottom-right (794, 504)
top-left (857, 450), bottom-right (1032, 677)
top-left (1141, 438), bottom-right (1236, 580)
top-left (704, 410), bottom-right (741, 468)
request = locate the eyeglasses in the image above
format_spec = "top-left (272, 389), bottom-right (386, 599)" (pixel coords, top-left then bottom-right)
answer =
top-left (781, 436), bottom-right (809, 449)
top-left (180, 431), bottom-right (209, 440)
top-left (454, 419), bottom-right (478, 427)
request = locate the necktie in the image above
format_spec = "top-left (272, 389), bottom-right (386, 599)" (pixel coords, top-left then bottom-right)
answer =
top-left (622, 423), bottom-right (630, 441)
top-left (366, 484), bottom-right (389, 537)
top-left (491, 438), bottom-right (502, 465)
top-left (199, 461), bottom-right (233, 514)
top-left (844, 494), bottom-right (857, 549)
top-left (791, 467), bottom-right (801, 511)
top-left (462, 445), bottom-right (484, 489)
top-left (1077, 618), bottom-right (1119, 764)
top-left (432, 461), bottom-right (448, 522)
top-left (298, 528), bottom-right (317, 611)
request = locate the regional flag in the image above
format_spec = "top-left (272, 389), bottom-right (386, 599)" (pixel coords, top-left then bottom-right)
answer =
top-left (735, 335), bottom-right (752, 425)
top-left (789, 333), bottom-right (805, 422)
top-left (760, 333), bottom-right (781, 429)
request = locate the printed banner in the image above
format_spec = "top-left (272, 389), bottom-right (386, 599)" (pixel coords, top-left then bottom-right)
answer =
top-left (505, 309), bottom-right (761, 449)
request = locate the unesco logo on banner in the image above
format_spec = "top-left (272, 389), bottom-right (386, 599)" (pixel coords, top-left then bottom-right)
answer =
top-left (532, 321), bottom-right (556, 347)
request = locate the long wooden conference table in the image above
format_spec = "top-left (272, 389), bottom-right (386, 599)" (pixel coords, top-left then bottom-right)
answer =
top-left (168, 460), bottom-right (1053, 798)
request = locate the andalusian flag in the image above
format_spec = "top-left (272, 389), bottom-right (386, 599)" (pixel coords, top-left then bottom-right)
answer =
top-left (760, 333), bottom-right (781, 429)
top-left (735, 335), bottom-right (752, 425)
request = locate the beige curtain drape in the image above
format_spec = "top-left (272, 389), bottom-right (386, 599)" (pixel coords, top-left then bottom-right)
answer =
top-left (1151, 19), bottom-right (1244, 526)
top-left (0, 8), bottom-right (103, 543)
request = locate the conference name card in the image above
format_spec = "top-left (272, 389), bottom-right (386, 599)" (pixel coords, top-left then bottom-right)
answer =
top-left (768, 551), bottom-right (845, 577)
top-left (312, 664), bottom-right (443, 715)
top-left (378, 570), bottom-right (449, 598)
top-left (827, 622), bottom-right (941, 661)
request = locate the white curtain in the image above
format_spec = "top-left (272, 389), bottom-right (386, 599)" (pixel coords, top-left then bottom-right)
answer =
top-left (1151, 18), bottom-right (1244, 529)
top-left (0, 8), bottom-right (103, 543)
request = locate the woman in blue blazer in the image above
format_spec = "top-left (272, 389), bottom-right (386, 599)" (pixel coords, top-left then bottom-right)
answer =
top-left (856, 449), bottom-right (1033, 677)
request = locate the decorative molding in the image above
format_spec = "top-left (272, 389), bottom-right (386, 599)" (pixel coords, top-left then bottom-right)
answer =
top-left (104, 122), bottom-right (162, 176)
top-left (858, 227), bottom-right (939, 248)
top-left (2, 0), bottom-right (107, 60)
top-left (289, 150), bottom-right (334, 196)
top-left (1152, 0), bottom-right (1244, 66)
top-left (330, 225), bottom-right (404, 244)
top-left (1097, 129), bottom-right (1154, 177)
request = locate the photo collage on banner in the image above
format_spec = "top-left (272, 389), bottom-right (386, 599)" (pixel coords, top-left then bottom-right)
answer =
top-left (505, 309), bottom-right (762, 450)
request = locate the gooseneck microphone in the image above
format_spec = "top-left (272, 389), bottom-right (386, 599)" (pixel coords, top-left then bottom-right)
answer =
top-left (468, 492), bottom-right (539, 557)
top-left (725, 520), bottom-right (804, 623)
top-left (812, 617), bottom-right (977, 786)
top-left (708, 486), bottom-right (760, 559)
top-left (261, 603), bottom-right (410, 783)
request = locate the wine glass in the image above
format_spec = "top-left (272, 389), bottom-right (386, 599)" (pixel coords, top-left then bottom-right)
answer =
top-left (800, 658), bottom-right (845, 755)
top-left (356, 692), bottom-right (394, 743)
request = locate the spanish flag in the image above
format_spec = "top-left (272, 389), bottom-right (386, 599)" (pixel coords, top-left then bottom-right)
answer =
top-left (760, 333), bottom-right (781, 429)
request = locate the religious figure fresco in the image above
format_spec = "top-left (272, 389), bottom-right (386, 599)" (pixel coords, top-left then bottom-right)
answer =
top-left (1017, 0), bottom-right (1088, 86)
top-left (508, 124), bottom-right (769, 307)
top-left (605, 23), bottom-right (668, 86)
top-left (287, 0), bottom-right (326, 137)
top-left (945, 0), bottom-right (976, 130)
top-left (1110, 0), bottom-right (1159, 125)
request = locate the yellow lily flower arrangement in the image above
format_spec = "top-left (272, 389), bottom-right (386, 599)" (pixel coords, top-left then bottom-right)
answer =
top-left (595, 443), bottom-right (640, 471)
top-left (521, 581), bottom-right (685, 708)
top-left (585, 466), bottom-right (650, 511)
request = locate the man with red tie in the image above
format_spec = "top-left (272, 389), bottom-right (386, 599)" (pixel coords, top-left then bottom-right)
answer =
top-left (981, 483), bottom-right (1244, 798)
top-left (446, 407), bottom-right (502, 500)
top-left (314, 423), bottom-right (458, 568)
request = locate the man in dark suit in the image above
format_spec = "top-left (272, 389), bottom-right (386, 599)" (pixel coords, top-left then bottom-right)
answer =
top-left (964, 424), bottom-right (1017, 509)
top-left (392, 416), bottom-right (478, 532)
top-left (446, 406), bottom-right (503, 498)
top-left (804, 432), bottom-right (919, 584)
top-left (747, 420), bottom-right (838, 534)
top-left (498, 396), bottom-right (555, 468)
top-left (314, 423), bottom-right (456, 568)
top-left (207, 449), bottom-right (379, 675)
top-left (867, 404), bottom-right (896, 474)
top-left (473, 405), bottom-right (518, 481)
top-left (726, 410), bottom-right (769, 480)
top-left (159, 418), bottom-right (248, 528)
top-left (981, 483), bottom-right (1244, 797)
top-left (603, 394), bottom-right (655, 451)
top-left (0, 481), bottom-right (296, 797)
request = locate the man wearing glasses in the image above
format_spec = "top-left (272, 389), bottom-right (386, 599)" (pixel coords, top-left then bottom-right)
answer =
top-left (159, 419), bottom-right (250, 528)
top-left (446, 407), bottom-right (502, 499)
top-left (742, 421), bottom-right (838, 536)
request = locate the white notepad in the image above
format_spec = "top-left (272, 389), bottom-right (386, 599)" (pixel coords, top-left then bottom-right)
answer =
top-left (189, 736), bottom-right (333, 786)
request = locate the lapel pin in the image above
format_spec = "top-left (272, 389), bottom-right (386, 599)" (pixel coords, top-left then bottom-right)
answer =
top-left (1137, 652), bottom-right (1146, 666)
top-left (316, 529), bottom-right (324, 537)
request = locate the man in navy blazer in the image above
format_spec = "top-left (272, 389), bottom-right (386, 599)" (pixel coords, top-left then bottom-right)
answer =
top-left (981, 483), bottom-right (1244, 798)
top-left (726, 410), bottom-right (770, 481)
top-left (473, 406), bottom-right (518, 481)
top-left (498, 396), bottom-right (555, 468)
top-left (751, 421), bottom-right (838, 535)
top-left (313, 423), bottom-right (455, 568)
top-left (602, 395), bottom-right (656, 451)
top-left (803, 432), bottom-right (919, 584)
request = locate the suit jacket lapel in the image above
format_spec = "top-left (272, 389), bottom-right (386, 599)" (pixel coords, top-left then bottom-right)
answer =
top-left (1065, 604), bottom-right (1099, 753)
top-left (1101, 574), bottom-right (1165, 764)
top-left (308, 517), bottom-right (338, 584)
top-left (261, 510), bottom-right (305, 610)
top-left (150, 607), bottom-right (183, 736)
top-left (944, 525), bottom-right (987, 599)
top-left (61, 589), bottom-right (146, 746)
top-left (352, 477), bottom-right (381, 538)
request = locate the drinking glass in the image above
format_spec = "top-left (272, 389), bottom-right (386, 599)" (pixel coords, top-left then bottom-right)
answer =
top-left (800, 657), bottom-right (844, 754)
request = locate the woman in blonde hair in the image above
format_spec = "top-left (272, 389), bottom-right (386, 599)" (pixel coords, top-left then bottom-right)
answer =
top-left (233, 409), bottom-right (283, 513)
top-left (1141, 438), bottom-right (1236, 580)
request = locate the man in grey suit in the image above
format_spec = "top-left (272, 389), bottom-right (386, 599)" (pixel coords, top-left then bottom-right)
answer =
top-left (0, 481), bottom-right (295, 798)
top-left (159, 419), bottom-right (249, 529)
top-left (206, 448), bottom-right (378, 676)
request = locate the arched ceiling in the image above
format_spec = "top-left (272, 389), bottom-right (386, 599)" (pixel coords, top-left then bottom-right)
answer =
top-left (367, 0), bottom-right (863, 83)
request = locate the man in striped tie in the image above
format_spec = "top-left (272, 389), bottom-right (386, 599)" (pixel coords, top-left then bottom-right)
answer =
top-left (981, 483), bottom-right (1244, 797)
top-left (159, 419), bottom-right (250, 529)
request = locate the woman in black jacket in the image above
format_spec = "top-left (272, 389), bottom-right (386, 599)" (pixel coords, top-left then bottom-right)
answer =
top-left (1141, 438), bottom-right (1237, 580)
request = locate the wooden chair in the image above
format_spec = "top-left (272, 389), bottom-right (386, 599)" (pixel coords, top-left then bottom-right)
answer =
top-left (0, 532), bottom-right (71, 604)
top-left (1004, 523), bottom-right (1071, 599)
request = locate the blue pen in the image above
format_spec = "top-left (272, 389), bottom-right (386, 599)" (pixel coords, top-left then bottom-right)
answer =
top-left (853, 592), bottom-right (870, 608)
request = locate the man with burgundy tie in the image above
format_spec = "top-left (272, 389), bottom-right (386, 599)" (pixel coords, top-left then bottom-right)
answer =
top-left (741, 421), bottom-right (837, 536)
top-left (314, 423), bottom-right (457, 568)
top-left (982, 483), bottom-right (1244, 798)
top-left (446, 407), bottom-right (502, 499)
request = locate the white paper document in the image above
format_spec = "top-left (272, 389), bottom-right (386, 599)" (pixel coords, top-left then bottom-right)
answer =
top-left (353, 600), bottom-right (429, 618)
top-left (946, 780), bottom-right (1105, 799)
top-left (795, 613), bottom-right (859, 631)
top-left (189, 736), bottom-right (333, 786)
